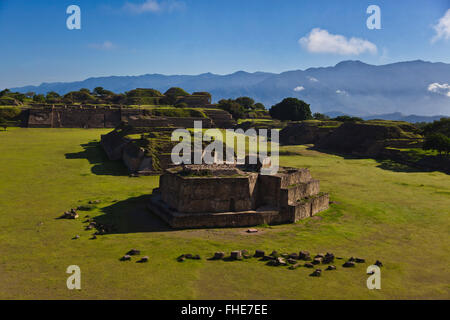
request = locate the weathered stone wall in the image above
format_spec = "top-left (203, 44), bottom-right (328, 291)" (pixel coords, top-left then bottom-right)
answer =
top-left (160, 174), bottom-right (259, 214)
top-left (280, 180), bottom-right (320, 207)
top-left (311, 194), bottom-right (330, 216)
top-left (27, 107), bottom-right (215, 128)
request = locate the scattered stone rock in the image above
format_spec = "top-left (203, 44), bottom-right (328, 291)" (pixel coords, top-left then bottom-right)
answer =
top-left (137, 256), bottom-right (149, 263)
top-left (375, 260), bottom-right (383, 267)
top-left (262, 255), bottom-right (275, 261)
top-left (322, 253), bottom-right (335, 264)
top-left (289, 253), bottom-right (299, 260)
top-left (254, 250), bottom-right (265, 258)
top-left (192, 255), bottom-right (201, 260)
top-left (72, 235), bottom-right (80, 240)
top-left (287, 258), bottom-right (297, 265)
top-left (246, 228), bottom-right (258, 233)
top-left (211, 252), bottom-right (225, 260)
top-left (90, 235), bottom-right (97, 240)
top-left (184, 254), bottom-right (193, 259)
top-left (343, 261), bottom-right (356, 268)
top-left (127, 249), bottom-right (141, 256)
top-left (304, 263), bottom-right (314, 269)
top-left (120, 255), bottom-right (131, 261)
top-left (230, 251), bottom-right (242, 260)
top-left (270, 250), bottom-right (279, 258)
top-left (310, 269), bottom-right (322, 277)
top-left (355, 258), bottom-right (365, 263)
top-left (299, 251), bottom-right (311, 261)
top-left (62, 209), bottom-right (79, 219)
top-left (177, 255), bottom-right (186, 262)
top-left (289, 263), bottom-right (302, 270)
top-left (326, 265), bottom-right (337, 271)
top-left (348, 257), bottom-right (356, 262)
top-left (268, 257), bottom-right (287, 266)
top-left (312, 257), bottom-right (322, 265)
top-left (315, 253), bottom-right (325, 259)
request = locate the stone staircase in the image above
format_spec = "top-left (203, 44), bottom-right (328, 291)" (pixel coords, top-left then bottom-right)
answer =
top-left (203, 109), bottom-right (236, 128)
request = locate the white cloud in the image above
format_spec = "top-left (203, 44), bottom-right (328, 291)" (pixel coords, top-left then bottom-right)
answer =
top-left (299, 28), bottom-right (377, 55)
top-left (308, 76), bottom-right (319, 82)
top-left (336, 89), bottom-right (348, 95)
top-left (428, 83), bottom-right (450, 97)
top-left (123, 0), bottom-right (185, 14)
top-left (294, 86), bottom-right (305, 92)
top-left (432, 9), bottom-right (450, 43)
top-left (89, 41), bottom-right (116, 50)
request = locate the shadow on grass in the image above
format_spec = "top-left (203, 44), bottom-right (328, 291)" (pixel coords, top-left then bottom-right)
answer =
top-left (91, 195), bottom-right (172, 234)
top-left (305, 145), bottom-right (435, 173)
top-left (374, 159), bottom-right (428, 173)
top-left (65, 141), bottom-right (129, 176)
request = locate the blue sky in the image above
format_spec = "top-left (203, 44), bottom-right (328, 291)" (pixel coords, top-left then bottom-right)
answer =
top-left (0, 0), bottom-right (449, 88)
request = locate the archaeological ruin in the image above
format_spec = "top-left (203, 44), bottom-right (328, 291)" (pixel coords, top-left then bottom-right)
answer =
top-left (148, 164), bottom-right (329, 229)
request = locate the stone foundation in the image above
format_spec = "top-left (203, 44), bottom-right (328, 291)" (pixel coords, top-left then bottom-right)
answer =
top-left (149, 166), bottom-right (330, 229)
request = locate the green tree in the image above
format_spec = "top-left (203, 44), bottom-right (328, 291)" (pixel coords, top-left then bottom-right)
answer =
top-left (235, 97), bottom-right (255, 110)
top-left (269, 98), bottom-right (312, 121)
top-left (423, 133), bottom-right (450, 155)
top-left (33, 94), bottom-right (46, 103)
top-left (218, 99), bottom-right (245, 120)
top-left (423, 118), bottom-right (450, 137)
top-left (254, 102), bottom-right (265, 110)
top-left (46, 91), bottom-right (61, 104)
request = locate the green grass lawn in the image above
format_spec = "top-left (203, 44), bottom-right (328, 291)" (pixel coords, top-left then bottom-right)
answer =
top-left (0, 128), bottom-right (449, 299)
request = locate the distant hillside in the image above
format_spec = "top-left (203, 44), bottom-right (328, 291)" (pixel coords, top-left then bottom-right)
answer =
top-left (11, 60), bottom-right (450, 116)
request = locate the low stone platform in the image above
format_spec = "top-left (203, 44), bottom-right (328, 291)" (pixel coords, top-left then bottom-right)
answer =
top-left (148, 165), bottom-right (330, 229)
